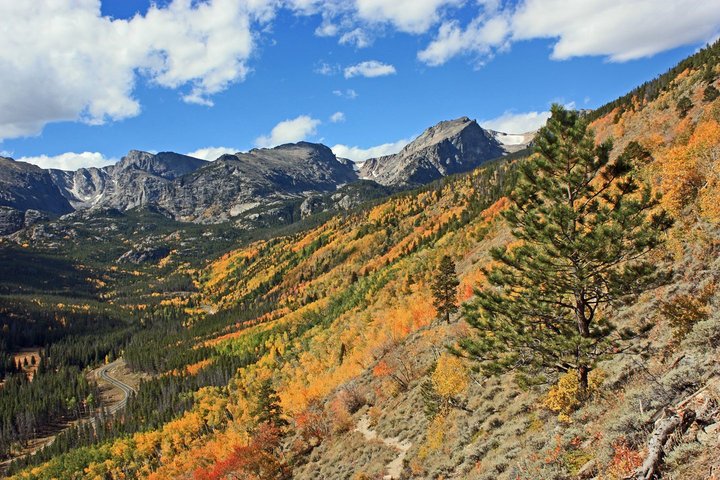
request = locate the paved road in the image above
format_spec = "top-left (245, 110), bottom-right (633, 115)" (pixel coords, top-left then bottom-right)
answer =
top-left (2, 359), bottom-right (136, 469)
top-left (95, 359), bottom-right (137, 414)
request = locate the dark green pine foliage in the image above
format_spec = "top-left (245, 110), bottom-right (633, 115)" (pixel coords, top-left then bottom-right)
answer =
top-left (704, 85), bottom-right (719, 102)
top-left (677, 96), bottom-right (693, 118)
top-left (460, 105), bottom-right (672, 394)
top-left (251, 379), bottom-right (288, 430)
top-left (432, 255), bottom-right (460, 323)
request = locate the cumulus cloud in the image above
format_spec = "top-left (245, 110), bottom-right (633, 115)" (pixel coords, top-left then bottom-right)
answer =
top-left (331, 138), bottom-right (411, 162)
top-left (255, 115), bottom-right (321, 148)
top-left (355, 0), bottom-right (462, 34)
top-left (481, 110), bottom-right (551, 133)
top-left (339, 28), bottom-right (372, 48)
top-left (17, 151), bottom-right (116, 171)
top-left (330, 112), bottom-right (346, 123)
top-left (419, 0), bottom-right (720, 66)
top-left (4, 0), bottom-right (718, 142)
top-left (186, 146), bottom-right (239, 161)
top-left (344, 61), bottom-right (397, 78)
top-left (0, 0), bottom-right (268, 140)
top-left (511, 0), bottom-right (720, 61)
top-left (419, 14), bottom-right (510, 66)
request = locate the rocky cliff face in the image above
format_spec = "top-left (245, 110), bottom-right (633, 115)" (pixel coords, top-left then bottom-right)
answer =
top-left (0, 156), bottom-right (74, 214)
top-left (48, 150), bottom-right (210, 211)
top-left (0, 157), bottom-right (73, 234)
top-left (0, 143), bottom-right (360, 233)
top-left (156, 142), bottom-right (358, 222)
top-left (0, 118), bottom-right (532, 235)
top-left (359, 117), bottom-right (509, 186)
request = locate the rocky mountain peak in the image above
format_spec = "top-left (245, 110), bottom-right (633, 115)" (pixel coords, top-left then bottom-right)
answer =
top-left (114, 150), bottom-right (208, 180)
top-left (359, 116), bottom-right (507, 186)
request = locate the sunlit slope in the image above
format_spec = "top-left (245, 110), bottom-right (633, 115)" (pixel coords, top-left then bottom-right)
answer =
top-left (11, 41), bottom-right (720, 480)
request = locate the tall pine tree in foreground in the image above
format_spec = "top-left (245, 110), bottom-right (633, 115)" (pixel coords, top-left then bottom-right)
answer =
top-left (432, 255), bottom-right (460, 323)
top-left (461, 105), bottom-right (671, 395)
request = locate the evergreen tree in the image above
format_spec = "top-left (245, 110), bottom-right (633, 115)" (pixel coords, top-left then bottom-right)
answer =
top-left (251, 379), bottom-right (288, 430)
top-left (460, 105), bottom-right (671, 395)
top-left (704, 85), bottom-right (719, 102)
top-left (677, 96), bottom-right (693, 117)
top-left (431, 255), bottom-right (460, 323)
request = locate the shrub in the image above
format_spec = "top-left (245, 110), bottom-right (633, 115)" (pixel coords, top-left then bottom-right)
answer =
top-left (660, 293), bottom-right (710, 343)
top-left (704, 85), bottom-right (719, 102)
top-left (337, 386), bottom-right (366, 414)
top-left (544, 369), bottom-right (606, 422)
top-left (431, 352), bottom-right (468, 399)
top-left (684, 314), bottom-right (720, 350)
top-left (606, 438), bottom-right (643, 479)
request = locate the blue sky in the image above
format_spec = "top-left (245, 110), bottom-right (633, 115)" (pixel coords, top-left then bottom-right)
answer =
top-left (1, 0), bottom-right (719, 169)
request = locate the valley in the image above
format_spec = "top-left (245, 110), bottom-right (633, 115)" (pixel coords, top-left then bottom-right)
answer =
top-left (0, 37), bottom-right (719, 480)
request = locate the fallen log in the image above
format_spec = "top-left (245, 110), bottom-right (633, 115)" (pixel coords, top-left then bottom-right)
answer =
top-left (629, 408), bottom-right (696, 480)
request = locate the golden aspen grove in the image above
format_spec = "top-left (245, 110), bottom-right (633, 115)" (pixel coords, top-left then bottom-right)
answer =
top-left (1, 30), bottom-right (720, 480)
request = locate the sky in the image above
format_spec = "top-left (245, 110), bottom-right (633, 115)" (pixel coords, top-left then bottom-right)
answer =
top-left (1, 0), bottom-right (719, 170)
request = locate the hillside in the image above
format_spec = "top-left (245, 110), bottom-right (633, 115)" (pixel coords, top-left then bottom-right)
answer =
top-left (2, 41), bottom-right (720, 480)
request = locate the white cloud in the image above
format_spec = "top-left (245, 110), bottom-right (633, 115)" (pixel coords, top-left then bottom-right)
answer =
top-left (186, 146), bottom-right (239, 161)
top-left (511, 0), bottom-right (720, 61)
top-left (331, 138), bottom-right (411, 162)
top-left (17, 151), bottom-right (116, 171)
top-left (481, 110), bottom-right (550, 133)
top-left (255, 115), bottom-right (321, 147)
top-left (3, 0), bottom-right (718, 142)
top-left (339, 28), bottom-right (372, 48)
top-left (419, 0), bottom-right (720, 66)
top-left (314, 62), bottom-right (340, 75)
top-left (333, 89), bottom-right (359, 99)
top-left (355, 0), bottom-right (462, 34)
top-left (330, 112), bottom-right (346, 123)
top-left (344, 61), bottom-right (397, 78)
top-left (419, 14), bottom-right (510, 66)
top-left (0, 0), bottom-right (269, 140)
top-left (315, 21), bottom-right (339, 37)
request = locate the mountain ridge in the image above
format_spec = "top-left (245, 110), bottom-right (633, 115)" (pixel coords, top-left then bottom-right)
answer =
top-left (0, 119), bottom-right (532, 234)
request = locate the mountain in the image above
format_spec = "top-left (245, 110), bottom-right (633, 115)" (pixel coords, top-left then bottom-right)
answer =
top-left (154, 142), bottom-right (359, 223)
top-left (0, 157), bottom-right (72, 234)
top-left (1, 144), bottom-right (359, 231)
top-left (359, 116), bottom-right (517, 186)
top-left (47, 150), bottom-right (210, 211)
top-left (3, 40), bottom-right (720, 480)
top-left (0, 119), bottom-right (531, 235)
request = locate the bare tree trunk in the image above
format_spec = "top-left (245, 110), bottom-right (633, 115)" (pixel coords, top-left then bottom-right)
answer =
top-left (630, 409), bottom-right (696, 480)
top-left (578, 364), bottom-right (589, 396)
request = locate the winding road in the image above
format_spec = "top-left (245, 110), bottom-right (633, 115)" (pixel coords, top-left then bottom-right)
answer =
top-left (0, 359), bottom-right (137, 472)
top-left (95, 359), bottom-right (137, 414)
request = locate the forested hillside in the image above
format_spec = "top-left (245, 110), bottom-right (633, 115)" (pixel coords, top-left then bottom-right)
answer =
top-left (3, 41), bottom-right (720, 480)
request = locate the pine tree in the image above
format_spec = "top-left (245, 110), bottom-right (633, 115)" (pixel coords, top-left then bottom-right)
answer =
top-left (704, 85), bottom-right (719, 102)
top-left (431, 255), bottom-right (460, 323)
top-left (677, 96), bottom-right (693, 118)
top-left (460, 105), bottom-right (671, 395)
top-left (251, 379), bottom-right (288, 430)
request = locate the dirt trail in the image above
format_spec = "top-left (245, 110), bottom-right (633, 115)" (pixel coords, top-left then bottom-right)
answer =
top-left (355, 414), bottom-right (412, 480)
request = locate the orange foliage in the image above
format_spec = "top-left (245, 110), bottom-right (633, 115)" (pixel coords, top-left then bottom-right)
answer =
top-left (606, 439), bottom-right (644, 479)
top-left (659, 117), bottom-right (720, 219)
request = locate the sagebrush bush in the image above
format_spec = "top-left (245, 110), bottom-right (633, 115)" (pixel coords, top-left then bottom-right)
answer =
top-left (684, 314), bottom-right (720, 350)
